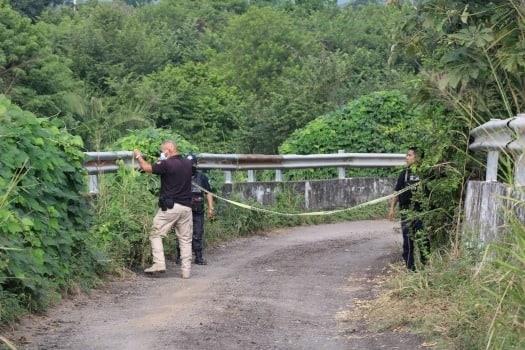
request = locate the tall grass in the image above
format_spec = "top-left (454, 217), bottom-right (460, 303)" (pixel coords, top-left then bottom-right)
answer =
top-left (359, 199), bottom-right (525, 349)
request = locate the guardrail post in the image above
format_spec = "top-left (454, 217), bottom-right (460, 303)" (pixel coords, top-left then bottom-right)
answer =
top-left (224, 171), bottom-right (233, 184)
top-left (509, 114), bottom-right (525, 187)
top-left (515, 154), bottom-right (525, 186)
top-left (486, 151), bottom-right (499, 182)
top-left (275, 169), bottom-right (283, 182)
top-left (247, 170), bottom-right (255, 183)
top-left (338, 150), bottom-right (346, 179)
top-left (88, 175), bottom-right (99, 194)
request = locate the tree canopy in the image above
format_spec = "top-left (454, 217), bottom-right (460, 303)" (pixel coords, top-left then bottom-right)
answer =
top-left (2, 0), bottom-right (411, 153)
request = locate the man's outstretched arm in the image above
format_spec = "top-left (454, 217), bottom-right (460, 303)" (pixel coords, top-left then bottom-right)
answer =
top-left (134, 149), bottom-right (153, 173)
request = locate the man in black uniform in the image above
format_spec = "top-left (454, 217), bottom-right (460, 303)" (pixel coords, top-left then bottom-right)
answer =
top-left (176, 154), bottom-right (214, 265)
top-left (389, 147), bottom-right (428, 271)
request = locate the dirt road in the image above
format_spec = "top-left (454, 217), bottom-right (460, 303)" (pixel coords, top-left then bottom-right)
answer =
top-left (11, 220), bottom-right (423, 350)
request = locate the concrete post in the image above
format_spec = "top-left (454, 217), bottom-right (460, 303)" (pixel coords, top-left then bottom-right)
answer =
top-left (515, 153), bottom-right (525, 186)
top-left (88, 175), bottom-right (99, 194)
top-left (338, 150), bottom-right (346, 179)
top-left (275, 169), bottom-right (283, 182)
top-left (247, 170), bottom-right (255, 183)
top-left (486, 151), bottom-right (499, 182)
top-left (224, 171), bottom-right (233, 184)
top-left (304, 181), bottom-right (311, 209)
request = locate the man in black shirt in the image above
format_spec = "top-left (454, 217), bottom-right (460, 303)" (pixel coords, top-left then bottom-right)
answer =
top-left (133, 141), bottom-right (194, 278)
top-left (389, 147), bottom-right (425, 271)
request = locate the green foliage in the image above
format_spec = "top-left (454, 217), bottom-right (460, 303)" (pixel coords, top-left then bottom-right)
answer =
top-left (112, 128), bottom-right (198, 161)
top-left (60, 93), bottom-right (153, 150)
top-left (0, 1), bottom-right (79, 118)
top-left (49, 2), bottom-right (174, 90)
top-left (280, 90), bottom-right (427, 155)
top-left (215, 4), bottom-right (412, 152)
top-left (389, 0), bottom-right (525, 246)
top-left (366, 2), bottom-right (525, 348)
top-left (219, 6), bottom-right (319, 94)
top-left (14, 0), bottom-right (415, 153)
top-left (134, 63), bottom-right (244, 152)
top-left (90, 167), bottom-right (156, 270)
top-left (394, 0), bottom-right (525, 123)
top-left (0, 95), bottom-right (101, 324)
top-left (8, 0), bottom-right (61, 19)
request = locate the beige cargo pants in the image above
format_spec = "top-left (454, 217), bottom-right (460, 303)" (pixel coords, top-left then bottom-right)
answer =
top-left (151, 203), bottom-right (193, 277)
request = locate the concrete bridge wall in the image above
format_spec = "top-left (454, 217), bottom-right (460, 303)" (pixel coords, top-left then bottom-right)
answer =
top-left (463, 181), bottom-right (525, 244)
top-left (223, 178), bottom-right (525, 245)
top-left (222, 177), bottom-right (396, 210)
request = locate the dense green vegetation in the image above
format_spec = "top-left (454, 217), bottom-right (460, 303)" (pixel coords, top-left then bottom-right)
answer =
top-left (2, 0), bottom-right (410, 152)
top-left (0, 96), bottom-right (100, 323)
top-left (1, 0), bottom-right (524, 347)
top-left (280, 90), bottom-right (428, 155)
top-left (358, 1), bottom-right (525, 349)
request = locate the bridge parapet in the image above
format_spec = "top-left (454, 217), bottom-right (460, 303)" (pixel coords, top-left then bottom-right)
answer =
top-left (466, 113), bottom-right (525, 244)
top-left (83, 151), bottom-right (405, 194)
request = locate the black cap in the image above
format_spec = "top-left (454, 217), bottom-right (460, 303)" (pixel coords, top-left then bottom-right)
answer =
top-left (186, 154), bottom-right (198, 166)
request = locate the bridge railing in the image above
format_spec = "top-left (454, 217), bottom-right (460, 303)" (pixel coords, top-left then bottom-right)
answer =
top-left (469, 113), bottom-right (525, 185)
top-left (466, 113), bottom-right (525, 244)
top-left (84, 150), bottom-right (406, 194)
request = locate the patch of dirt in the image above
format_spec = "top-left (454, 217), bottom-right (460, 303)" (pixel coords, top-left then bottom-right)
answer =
top-left (6, 220), bottom-right (425, 350)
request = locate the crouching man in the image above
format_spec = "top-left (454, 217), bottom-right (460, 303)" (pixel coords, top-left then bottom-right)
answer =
top-left (133, 140), bottom-right (193, 278)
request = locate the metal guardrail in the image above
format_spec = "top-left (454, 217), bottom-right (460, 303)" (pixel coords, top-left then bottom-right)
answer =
top-left (84, 151), bottom-right (405, 173)
top-left (84, 150), bottom-right (406, 193)
top-left (84, 151), bottom-right (138, 175)
top-left (197, 152), bottom-right (405, 170)
top-left (469, 113), bottom-right (525, 185)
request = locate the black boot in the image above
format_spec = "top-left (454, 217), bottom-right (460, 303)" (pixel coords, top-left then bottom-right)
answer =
top-left (194, 250), bottom-right (207, 265)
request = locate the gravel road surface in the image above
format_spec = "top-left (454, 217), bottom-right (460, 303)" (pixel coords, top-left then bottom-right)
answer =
top-left (10, 220), bottom-right (423, 350)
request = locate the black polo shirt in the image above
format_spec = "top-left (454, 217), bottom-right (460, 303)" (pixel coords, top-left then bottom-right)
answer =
top-left (395, 167), bottom-right (421, 210)
top-left (152, 155), bottom-right (192, 207)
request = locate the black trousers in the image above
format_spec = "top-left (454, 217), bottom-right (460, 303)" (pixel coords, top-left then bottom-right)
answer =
top-left (192, 211), bottom-right (205, 254)
top-left (400, 217), bottom-right (428, 270)
top-left (175, 212), bottom-right (205, 258)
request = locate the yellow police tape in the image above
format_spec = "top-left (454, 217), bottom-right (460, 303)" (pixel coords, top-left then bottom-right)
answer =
top-left (192, 183), bottom-right (416, 217)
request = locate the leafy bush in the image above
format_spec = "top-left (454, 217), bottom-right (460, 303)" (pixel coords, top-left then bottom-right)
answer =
top-left (111, 127), bottom-right (198, 161)
top-left (0, 95), bottom-right (100, 323)
top-left (278, 90), bottom-right (431, 179)
top-left (0, 1), bottom-right (79, 119)
top-left (135, 63), bottom-right (245, 152)
top-left (91, 167), bottom-right (157, 270)
top-left (280, 90), bottom-right (426, 155)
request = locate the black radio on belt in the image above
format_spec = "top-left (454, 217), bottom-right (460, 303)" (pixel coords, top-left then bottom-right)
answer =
top-left (159, 197), bottom-right (175, 211)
